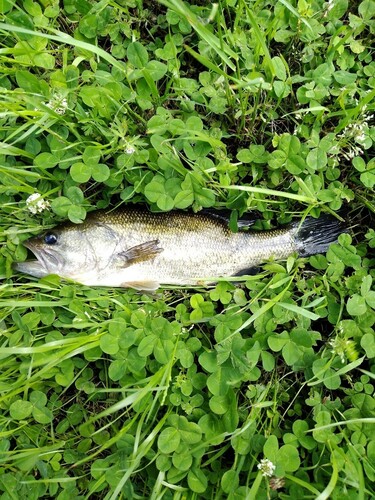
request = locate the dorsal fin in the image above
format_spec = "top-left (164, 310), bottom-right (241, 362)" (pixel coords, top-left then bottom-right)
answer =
top-left (201, 209), bottom-right (260, 230)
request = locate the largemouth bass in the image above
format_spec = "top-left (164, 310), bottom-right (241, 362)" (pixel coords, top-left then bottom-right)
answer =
top-left (14, 208), bottom-right (345, 291)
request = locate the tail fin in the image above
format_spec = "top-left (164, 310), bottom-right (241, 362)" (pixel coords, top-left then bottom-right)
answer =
top-left (293, 214), bottom-right (348, 257)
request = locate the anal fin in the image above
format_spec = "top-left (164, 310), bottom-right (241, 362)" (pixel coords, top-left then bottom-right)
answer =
top-left (121, 280), bottom-right (160, 291)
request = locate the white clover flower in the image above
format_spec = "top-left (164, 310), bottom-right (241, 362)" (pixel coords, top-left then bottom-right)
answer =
top-left (26, 193), bottom-right (50, 214)
top-left (347, 149), bottom-right (355, 159)
top-left (44, 94), bottom-right (68, 115)
top-left (55, 98), bottom-right (68, 115)
top-left (125, 144), bottom-right (136, 154)
top-left (355, 133), bottom-right (366, 143)
top-left (257, 458), bottom-right (276, 477)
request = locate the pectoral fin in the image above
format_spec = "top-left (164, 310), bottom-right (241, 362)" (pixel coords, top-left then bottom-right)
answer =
top-left (121, 280), bottom-right (160, 291)
top-left (118, 240), bottom-right (163, 266)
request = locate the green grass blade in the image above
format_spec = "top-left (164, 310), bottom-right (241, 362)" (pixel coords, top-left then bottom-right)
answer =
top-left (157, 0), bottom-right (237, 70)
top-left (242, 3), bottom-right (275, 79)
top-left (278, 301), bottom-right (320, 321)
top-left (315, 449), bottom-right (339, 500)
top-left (221, 184), bottom-right (317, 204)
top-left (277, 0), bottom-right (313, 31)
top-left (0, 23), bottom-right (126, 75)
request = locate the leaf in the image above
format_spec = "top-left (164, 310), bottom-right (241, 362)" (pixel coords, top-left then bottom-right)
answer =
top-left (156, 193), bottom-right (174, 211)
top-left (51, 196), bottom-right (72, 216)
top-left (174, 190), bottom-right (194, 209)
top-left (187, 468), bottom-right (208, 494)
top-left (264, 434), bottom-right (279, 462)
top-left (290, 328), bottom-right (315, 348)
top-left (221, 470), bottom-right (239, 494)
top-left (144, 178), bottom-right (165, 203)
top-left (10, 400), bottom-right (33, 420)
top-left (194, 187), bottom-right (216, 207)
top-left (268, 331), bottom-right (289, 351)
top-left (282, 341), bottom-right (301, 366)
top-left (127, 41), bottom-right (149, 68)
top-left (70, 162), bottom-right (91, 183)
top-left (207, 366), bottom-right (232, 396)
top-left (82, 146), bottom-right (101, 165)
top-left (144, 60), bottom-right (168, 81)
top-left (29, 390), bottom-right (47, 406)
top-left (172, 452), bottom-right (193, 471)
top-left (209, 395), bottom-right (228, 415)
top-left (359, 0), bottom-right (375, 18)
top-left (16, 70), bottom-right (41, 92)
top-left (198, 351), bottom-right (217, 373)
top-left (286, 155), bottom-right (305, 174)
top-left (154, 339), bottom-right (174, 364)
top-left (347, 294), bottom-right (367, 316)
top-left (108, 359), bottom-right (127, 381)
top-left (34, 152), bottom-right (59, 169)
top-left (273, 80), bottom-right (290, 98)
top-left (362, 333), bottom-right (375, 358)
top-left (158, 427), bottom-right (180, 453)
top-left (261, 351), bottom-right (275, 371)
top-left (32, 405), bottom-right (53, 424)
top-left (178, 417), bottom-right (202, 444)
top-left (236, 149), bottom-right (253, 163)
top-left (326, 0), bottom-right (349, 20)
top-left (272, 56), bottom-right (287, 81)
top-left (0, 0), bottom-right (12, 13)
top-left (277, 444), bottom-right (300, 472)
top-left (99, 333), bottom-right (119, 355)
top-left (79, 14), bottom-right (98, 38)
top-left (360, 171), bottom-right (375, 189)
top-left (33, 53), bottom-right (55, 69)
top-left (67, 205), bottom-right (86, 224)
top-left (91, 163), bottom-right (110, 182)
top-left (311, 359), bottom-right (341, 390)
top-left (365, 291), bottom-right (375, 309)
top-left (327, 243), bottom-right (361, 269)
top-left (333, 70), bottom-right (357, 85)
top-left (306, 148), bottom-right (327, 170)
top-left (66, 186), bottom-right (84, 205)
top-left (138, 335), bottom-right (157, 357)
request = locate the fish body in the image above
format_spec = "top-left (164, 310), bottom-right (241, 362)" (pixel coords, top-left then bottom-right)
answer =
top-left (14, 208), bottom-right (345, 290)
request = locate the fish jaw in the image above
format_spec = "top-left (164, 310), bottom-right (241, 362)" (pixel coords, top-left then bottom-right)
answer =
top-left (13, 259), bottom-right (49, 278)
top-left (15, 238), bottom-right (65, 278)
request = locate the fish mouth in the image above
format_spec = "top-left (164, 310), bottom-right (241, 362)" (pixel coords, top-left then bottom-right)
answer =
top-left (17, 241), bottom-right (65, 276)
top-left (13, 259), bottom-right (47, 278)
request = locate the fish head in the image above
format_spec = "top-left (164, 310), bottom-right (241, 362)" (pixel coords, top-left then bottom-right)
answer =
top-left (15, 219), bottom-right (119, 281)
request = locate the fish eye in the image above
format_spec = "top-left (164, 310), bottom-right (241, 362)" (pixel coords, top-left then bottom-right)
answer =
top-left (44, 232), bottom-right (58, 245)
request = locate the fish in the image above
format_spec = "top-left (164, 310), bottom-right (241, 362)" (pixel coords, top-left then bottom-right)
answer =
top-left (14, 207), bottom-right (346, 291)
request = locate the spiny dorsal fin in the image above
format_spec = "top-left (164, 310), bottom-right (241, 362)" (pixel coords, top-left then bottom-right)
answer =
top-left (201, 209), bottom-right (260, 229)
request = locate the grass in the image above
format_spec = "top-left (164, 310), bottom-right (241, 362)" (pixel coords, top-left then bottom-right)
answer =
top-left (0, 0), bottom-right (374, 498)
